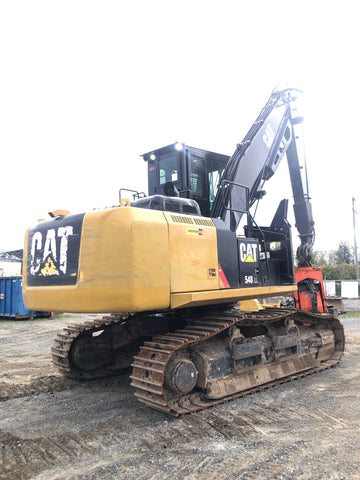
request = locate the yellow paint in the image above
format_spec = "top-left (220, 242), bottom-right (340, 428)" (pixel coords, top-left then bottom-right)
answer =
top-left (186, 227), bottom-right (204, 235)
top-left (48, 209), bottom-right (71, 218)
top-left (238, 299), bottom-right (264, 311)
top-left (170, 285), bottom-right (297, 309)
top-left (164, 213), bottom-right (219, 293)
top-left (261, 299), bottom-right (282, 308)
top-left (23, 207), bottom-right (170, 312)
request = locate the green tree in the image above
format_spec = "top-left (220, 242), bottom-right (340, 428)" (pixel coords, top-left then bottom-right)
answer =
top-left (311, 250), bottom-right (328, 266)
top-left (340, 263), bottom-right (356, 279)
top-left (334, 241), bottom-right (352, 264)
top-left (320, 264), bottom-right (338, 280)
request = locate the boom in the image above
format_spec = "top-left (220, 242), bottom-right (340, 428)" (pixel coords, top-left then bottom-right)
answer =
top-left (211, 88), bottom-right (315, 266)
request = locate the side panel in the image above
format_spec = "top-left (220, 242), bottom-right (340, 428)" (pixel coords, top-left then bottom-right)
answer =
top-left (23, 208), bottom-right (171, 312)
top-left (163, 213), bottom-right (219, 293)
top-left (212, 218), bottom-right (239, 288)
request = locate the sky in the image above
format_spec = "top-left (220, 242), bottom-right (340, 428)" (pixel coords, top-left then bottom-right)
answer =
top-left (1, 0), bottom-right (359, 255)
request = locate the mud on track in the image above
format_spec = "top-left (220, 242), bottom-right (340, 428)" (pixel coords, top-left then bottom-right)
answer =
top-left (0, 312), bottom-right (360, 480)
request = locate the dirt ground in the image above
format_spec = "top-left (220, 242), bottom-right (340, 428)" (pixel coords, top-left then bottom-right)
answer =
top-left (0, 303), bottom-right (359, 480)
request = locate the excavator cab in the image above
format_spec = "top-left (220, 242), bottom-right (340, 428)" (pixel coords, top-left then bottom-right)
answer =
top-left (141, 143), bottom-right (229, 217)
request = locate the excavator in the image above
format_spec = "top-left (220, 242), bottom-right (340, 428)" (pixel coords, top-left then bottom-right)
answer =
top-left (22, 88), bottom-right (344, 415)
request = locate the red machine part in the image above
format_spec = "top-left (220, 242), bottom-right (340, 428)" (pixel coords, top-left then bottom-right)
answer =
top-left (294, 267), bottom-right (328, 313)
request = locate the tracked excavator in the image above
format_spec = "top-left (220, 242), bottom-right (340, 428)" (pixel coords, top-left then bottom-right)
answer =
top-left (23, 88), bottom-right (344, 415)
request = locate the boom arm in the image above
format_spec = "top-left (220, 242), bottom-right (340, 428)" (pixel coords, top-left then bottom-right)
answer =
top-left (211, 88), bottom-right (314, 267)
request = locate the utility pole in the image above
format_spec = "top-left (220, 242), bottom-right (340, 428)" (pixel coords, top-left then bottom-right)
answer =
top-left (353, 197), bottom-right (359, 280)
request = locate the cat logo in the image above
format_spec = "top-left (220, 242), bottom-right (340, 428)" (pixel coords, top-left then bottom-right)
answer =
top-left (263, 123), bottom-right (275, 148)
top-left (27, 212), bottom-right (84, 287)
top-left (30, 226), bottom-right (73, 276)
top-left (239, 242), bottom-right (258, 263)
top-left (40, 256), bottom-right (59, 276)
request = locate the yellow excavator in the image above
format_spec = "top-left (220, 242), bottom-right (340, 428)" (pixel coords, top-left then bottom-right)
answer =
top-left (23, 89), bottom-right (344, 415)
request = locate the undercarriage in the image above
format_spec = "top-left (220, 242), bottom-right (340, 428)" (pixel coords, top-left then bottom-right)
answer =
top-left (52, 307), bottom-right (344, 415)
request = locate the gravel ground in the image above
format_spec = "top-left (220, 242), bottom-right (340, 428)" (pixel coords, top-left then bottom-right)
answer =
top-left (0, 305), bottom-right (359, 480)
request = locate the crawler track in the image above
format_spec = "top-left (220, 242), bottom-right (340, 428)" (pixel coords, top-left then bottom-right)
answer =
top-left (51, 309), bottom-right (344, 415)
top-left (51, 314), bottom-right (131, 380)
top-left (131, 310), bottom-right (344, 415)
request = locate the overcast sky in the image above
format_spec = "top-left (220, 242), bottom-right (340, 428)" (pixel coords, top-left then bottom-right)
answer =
top-left (1, 1), bottom-right (359, 255)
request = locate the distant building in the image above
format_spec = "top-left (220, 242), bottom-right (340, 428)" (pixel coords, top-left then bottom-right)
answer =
top-left (0, 250), bottom-right (23, 277)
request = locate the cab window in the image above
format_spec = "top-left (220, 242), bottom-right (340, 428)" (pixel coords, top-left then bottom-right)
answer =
top-left (159, 153), bottom-right (178, 185)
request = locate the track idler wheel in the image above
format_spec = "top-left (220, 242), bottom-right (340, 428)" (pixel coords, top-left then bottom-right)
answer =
top-left (164, 358), bottom-right (198, 394)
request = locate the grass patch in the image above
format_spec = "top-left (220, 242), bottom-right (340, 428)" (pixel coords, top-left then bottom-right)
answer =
top-left (339, 311), bottom-right (360, 318)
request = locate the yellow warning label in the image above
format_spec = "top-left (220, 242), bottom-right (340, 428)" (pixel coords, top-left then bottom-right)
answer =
top-left (186, 228), bottom-right (204, 236)
top-left (244, 254), bottom-right (255, 263)
top-left (39, 256), bottom-right (60, 276)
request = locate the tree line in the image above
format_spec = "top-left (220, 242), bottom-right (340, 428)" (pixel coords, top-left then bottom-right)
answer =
top-left (311, 241), bottom-right (358, 280)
